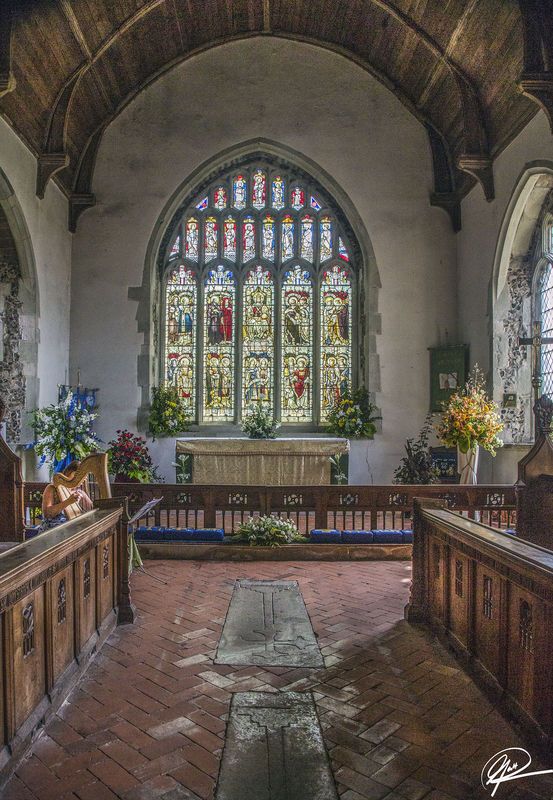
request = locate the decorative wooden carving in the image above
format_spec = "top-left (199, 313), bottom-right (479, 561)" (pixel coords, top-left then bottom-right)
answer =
top-left (0, 435), bottom-right (24, 542)
top-left (53, 452), bottom-right (111, 520)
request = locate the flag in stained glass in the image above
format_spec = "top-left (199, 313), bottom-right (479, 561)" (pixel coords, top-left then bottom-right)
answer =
top-left (310, 195), bottom-right (322, 211)
top-left (262, 215), bottom-right (275, 261)
top-left (243, 216), bottom-right (256, 261)
top-left (272, 176), bottom-right (285, 210)
top-left (320, 265), bottom-right (351, 419)
top-left (196, 196), bottom-right (208, 211)
top-left (233, 175), bottom-right (247, 210)
top-left (170, 233), bottom-right (181, 258)
top-left (223, 216), bottom-right (237, 261)
top-left (204, 216), bottom-right (218, 260)
top-left (185, 218), bottom-right (199, 261)
top-left (252, 170), bottom-right (266, 210)
top-left (242, 267), bottom-right (274, 415)
top-left (291, 186), bottom-right (305, 210)
top-left (320, 216), bottom-right (333, 261)
top-left (300, 215), bottom-right (314, 261)
top-left (338, 237), bottom-right (349, 262)
top-left (281, 267), bottom-right (313, 422)
top-left (281, 215), bottom-right (294, 261)
top-left (165, 266), bottom-right (197, 416)
top-left (214, 186), bottom-right (227, 209)
top-left (203, 267), bottom-right (235, 421)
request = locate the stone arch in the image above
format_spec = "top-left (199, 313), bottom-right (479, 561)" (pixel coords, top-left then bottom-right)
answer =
top-left (492, 162), bottom-right (553, 444)
top-left (133, 138), bottom-right (381, 429)
top-left (0, 168), bottom-right (38, 443)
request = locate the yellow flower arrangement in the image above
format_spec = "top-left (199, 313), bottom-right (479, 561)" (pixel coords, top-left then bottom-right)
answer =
top-left (436, 367), bottom-right (504, 455)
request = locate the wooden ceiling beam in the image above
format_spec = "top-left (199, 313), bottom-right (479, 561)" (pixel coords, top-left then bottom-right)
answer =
top-left (0, 2), bottom-right (16, 98)
top-left (68, 128), bottom-right (103, 232)
top-left (426, 125), bottom-right (461, 233)
top-left (36, 72), bottom-right (82, 198)
top-left (518, 0), bottom-right (553, 133)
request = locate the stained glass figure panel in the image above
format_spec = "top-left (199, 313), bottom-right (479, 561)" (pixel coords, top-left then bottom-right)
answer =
top-left (272, 176), bottom-right (285, 210)
top-left (281, 266), bottom-right (313, 422)
top-left (204, 216), bottom-right (218, 261)
top-left (540, 262), bottom-right (553, 397)
top-left (233, 175), bottom-right (247, 210)
top-left (214, 186), bottom-right (227, 209)
top-left (243, 216), bottom-right (256, 261)
top-left (291, 186), bottom-right (305, 210)
top-left (281, 215), bottom-right (294, 261)
top-left (338, 237), bottom-right (349, 262)
top-left (262, 215), bottom-right (275, 261)
top-left (242, 267), bottom-right (274, 415)
top-left (203, 267), bottom-right (235, 421)
top-left (320, 216), bottom-right (333, 261)
top-left (223, 216), bottom-right (237, 261)
top-left (165, 266), bottom-right (197, 416)
top-left (300, 215), bottom-right (314, 262)
top-left (170, 233), bottom-right (181, 258)
top-left (320, 265), bottom-right (352, 419)
top-left (185, 218), bottom-right (199, 261)
top-left (196, 196), bottom-right (208, 211)
top-left (252, 170), bottom-right (266, 210)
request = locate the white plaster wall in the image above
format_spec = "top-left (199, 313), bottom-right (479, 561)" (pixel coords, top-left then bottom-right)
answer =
top-left (0, 116), bottom-right (72, 467)
top-left (71, 37), bottom-right (457, 483)
top-left (457, 111), bottom-right (553, 483)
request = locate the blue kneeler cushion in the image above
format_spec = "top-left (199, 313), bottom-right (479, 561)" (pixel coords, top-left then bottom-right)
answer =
top-left (134, 527), bottom-right (224, 542)
top-left (341, 530), bottom-right (374, 543)
top-left (310, 529), bottom-right (341, 543)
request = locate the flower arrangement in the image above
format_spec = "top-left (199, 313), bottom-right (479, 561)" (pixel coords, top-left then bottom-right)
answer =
top-left (107, 429), bottom-right (162, 482)
top-left (394, 415), bottom-right (440, 484)
top-left (326, 388), bottom-right (380, 439)
top-left (172, 453), bottom-right (192, 483)
top-left (31, 391), bottom-right (100, 472)
top-left (437, 367), bottom-right (504, 455)
top-left (240, 406), bottom-right (280, 439)
top-left (233, 515), bottom-right (307, 547)
top-left (148, 385), bottom-right (190, 439)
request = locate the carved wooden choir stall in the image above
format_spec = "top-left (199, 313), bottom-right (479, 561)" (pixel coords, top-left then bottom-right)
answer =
top-left (0, 444), bottom-right (134, 788)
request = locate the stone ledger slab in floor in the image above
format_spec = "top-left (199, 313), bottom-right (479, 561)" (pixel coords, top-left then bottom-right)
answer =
top-left (216, 692), bottom-right (338, 800)
top-left (215, 579), bottom-right (323, 667)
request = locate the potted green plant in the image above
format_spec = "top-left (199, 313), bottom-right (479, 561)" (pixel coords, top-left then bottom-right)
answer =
top-left (107, 430), bottom-right (161, 483)
top-left (326, 388), bottom-right (380, 438)
top-left (436, 367), bottom-right (503, 484)
top-left (148, 385), bottom-right (190, 439)
top-left (240, 406), bottom-right (280, 439)
top-left (394, 416), bottom-right (440, 484)
top-left (232, 515), bottom-right (308, 547)
top-left (31, 390), bottom-right (100, 473)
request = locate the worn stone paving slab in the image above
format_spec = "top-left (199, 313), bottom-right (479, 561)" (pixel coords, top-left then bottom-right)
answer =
top-left (215, 579), bottom-right (323, 667)
top-left (215, 692), bottom-right (338, 800)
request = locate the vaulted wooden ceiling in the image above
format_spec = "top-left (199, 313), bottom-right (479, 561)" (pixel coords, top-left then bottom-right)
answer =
top-left (1, 0), bottom-right (552, 231)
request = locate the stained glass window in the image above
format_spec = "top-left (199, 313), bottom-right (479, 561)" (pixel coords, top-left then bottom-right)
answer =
top-left (320, 266), bottom-right (352, 419)
top-left (162, 162), bottom-right (355, 425)
top-left (242, 267), bottom-right (274, 414)
top-left (540, 261), bottom-right (553, 397)
top-left (165, 266), bottom-right (197, 415)
top-left (281, 267), bottom-right (313, 422)
top-left (204, 266), bottom-right (235, 421)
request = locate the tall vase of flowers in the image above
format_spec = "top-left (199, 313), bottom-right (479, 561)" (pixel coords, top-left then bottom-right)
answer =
top-left (31, 391), bottom-right (100, 474)
top-left (436, 367), bottom-right (503, 485)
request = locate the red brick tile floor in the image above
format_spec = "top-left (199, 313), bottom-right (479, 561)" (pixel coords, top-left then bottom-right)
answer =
top-left (5, 561), bottom-right (553, 800)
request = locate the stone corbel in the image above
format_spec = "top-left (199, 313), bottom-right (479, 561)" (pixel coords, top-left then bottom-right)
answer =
top-left (519, 73), bottom-right (553, 133)
top-left (456, 154), bottom-right (495, 202)
top-left (36, 153), bottom-right (70, 199)
top-left (426, 125), bottom-right (462, 232)
top-left (68, 193), bottom-right (95, 233)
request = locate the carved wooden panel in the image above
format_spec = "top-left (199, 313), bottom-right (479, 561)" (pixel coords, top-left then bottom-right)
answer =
top-left (448, 550), bottom-right (469, 645)
top-left (12, 587), bottom-right (45, 730)
top-left (474, 564), bottom-right (502, 678)
top-left (507, 586), bottom-right (542, 724)
top-left (77, 551), bottom-right (96, 649)
top-left (49, 566), bottom-right (74, 683)
top-left (428, 535), bottom-right (445, 623)
top-left (97, 538), bottom-right (114, 623)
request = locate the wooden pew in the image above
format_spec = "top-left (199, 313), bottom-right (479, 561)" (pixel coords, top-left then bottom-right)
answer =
top-left (0, 436), bottom-right (24, 543)
top-left (407, 498), bottom-right (553, 753)
top-left (0, 504), bottom-right (134, 787)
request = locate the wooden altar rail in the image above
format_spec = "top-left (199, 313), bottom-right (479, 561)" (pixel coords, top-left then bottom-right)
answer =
top-left (24, 483), bottom-right (517, 534)
top-left (407, 499), bottom-right (553, 752)
top-left (0, 504), bottom-right (132, 787)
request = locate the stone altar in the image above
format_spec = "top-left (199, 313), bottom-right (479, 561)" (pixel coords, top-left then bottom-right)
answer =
top-left (176, 437), bottom-right (348, 485)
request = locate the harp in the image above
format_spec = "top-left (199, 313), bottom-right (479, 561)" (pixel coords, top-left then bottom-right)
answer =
top-left (52, 452), bottom-right (111, 520)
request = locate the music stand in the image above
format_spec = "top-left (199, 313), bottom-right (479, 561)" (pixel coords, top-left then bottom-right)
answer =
top-left (127, 497), bottom-right (167, 584)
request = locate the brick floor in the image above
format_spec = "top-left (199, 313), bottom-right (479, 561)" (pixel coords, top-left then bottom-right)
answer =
top-left (4, 560), bottom-right (553, 800)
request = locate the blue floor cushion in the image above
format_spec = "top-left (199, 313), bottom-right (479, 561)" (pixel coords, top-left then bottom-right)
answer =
top-left (402, 531), bottom-right (413, 543)
top-left (134, 527), bottom-right (224, 542)
top-left (341, 530), bottom-right (374, 543)
top-left (372, 530), bottom-right (406, 543)
top-left (310, 529), bottom-right (341, 543)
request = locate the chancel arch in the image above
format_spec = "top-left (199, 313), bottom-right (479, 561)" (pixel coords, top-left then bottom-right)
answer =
top-left (141, 143), bottom-right (379, 432)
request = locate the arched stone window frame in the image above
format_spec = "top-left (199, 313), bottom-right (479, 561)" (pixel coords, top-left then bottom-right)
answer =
top-left (533, 211), bottom-right (553, 399)
top-left (156, 154), bottom-right (366, 431)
